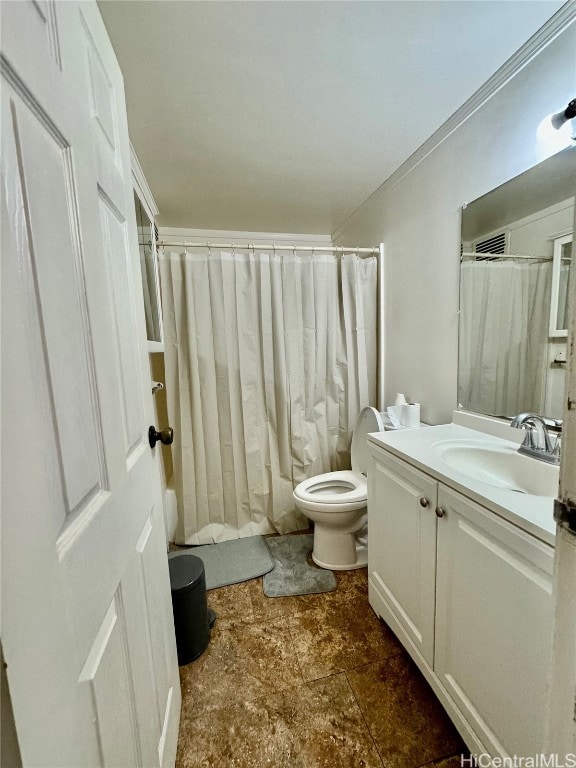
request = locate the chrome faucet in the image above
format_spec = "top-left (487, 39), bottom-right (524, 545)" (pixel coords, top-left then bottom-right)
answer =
top-left (510, 413), bottom-right (561, 465)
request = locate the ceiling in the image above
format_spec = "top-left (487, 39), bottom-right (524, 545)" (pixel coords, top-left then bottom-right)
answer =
top-left (99, 1), bottom-right (564, 234)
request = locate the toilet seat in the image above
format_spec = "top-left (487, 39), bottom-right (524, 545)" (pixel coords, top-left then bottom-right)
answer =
top-left (293, 470), bottom-right (367, 512)
top-left (292, 406), bottom-right (384, 569)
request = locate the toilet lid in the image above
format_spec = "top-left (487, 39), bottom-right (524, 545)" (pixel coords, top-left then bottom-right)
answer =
top-left (351, 406), bottom-right (384, 474)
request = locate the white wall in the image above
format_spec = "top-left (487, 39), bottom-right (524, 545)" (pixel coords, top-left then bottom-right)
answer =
top-left (333, 20), bottom-right (575, 425)
top-left (507, 199), bottom-right (574, 256)
top-left (469, 198), bottom-right (574, 255)
top-left (158, 227), bottom-right (332, 249)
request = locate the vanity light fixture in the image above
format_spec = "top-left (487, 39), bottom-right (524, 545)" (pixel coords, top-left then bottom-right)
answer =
top-left (536, 98), bottom-right (575, 158)
top-left (551, 98), bottom-right (576, 129)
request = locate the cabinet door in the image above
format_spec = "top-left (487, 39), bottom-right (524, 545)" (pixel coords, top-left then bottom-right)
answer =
top-left (368, 450), bottom-right (438, 665)
top-left (435, 485), bottom-right (554, 757)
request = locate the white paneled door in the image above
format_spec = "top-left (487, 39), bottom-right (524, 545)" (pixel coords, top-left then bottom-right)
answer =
top-left (0, 2), bottom-right (180, 766)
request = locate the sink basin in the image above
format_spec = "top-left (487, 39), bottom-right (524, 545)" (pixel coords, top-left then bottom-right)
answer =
top-left (430, 439), bottom-right (559, 497)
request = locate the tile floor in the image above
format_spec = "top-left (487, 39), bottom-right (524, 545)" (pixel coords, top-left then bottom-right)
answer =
top-left (176, 557), bottom-right (467, 768)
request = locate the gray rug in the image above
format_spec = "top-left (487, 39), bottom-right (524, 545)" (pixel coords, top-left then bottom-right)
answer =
top-left (263, 534), bottom-right (337, 597)
top-left (190, 536), bottom-right (274, 590)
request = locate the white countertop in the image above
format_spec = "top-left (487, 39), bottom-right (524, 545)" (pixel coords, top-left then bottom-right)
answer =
top-left (368, 423), bottom-right (556, 546)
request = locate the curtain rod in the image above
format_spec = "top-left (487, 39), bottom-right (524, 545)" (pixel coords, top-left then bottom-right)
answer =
top-left (461, 252), bottom-right (552, 261)
top-left (156, 241), bottom-right (379, 256)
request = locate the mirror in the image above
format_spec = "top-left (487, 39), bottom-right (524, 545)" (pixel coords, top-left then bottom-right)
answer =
top-left (459, 146), bottom-right (575, 421)
top-left (134, 191), bottom-right (163, 346)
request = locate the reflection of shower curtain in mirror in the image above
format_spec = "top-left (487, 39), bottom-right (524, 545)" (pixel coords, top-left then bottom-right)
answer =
top-left (160, 249), bottom-right (377, 544)
top-left (459, 260), bottom-right (551, 418)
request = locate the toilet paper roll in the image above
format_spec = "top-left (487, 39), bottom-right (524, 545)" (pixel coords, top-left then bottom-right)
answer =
top-left (401, 403), bottom-right (420, 428)
top-left (394, 393), bottom-right (407, 406)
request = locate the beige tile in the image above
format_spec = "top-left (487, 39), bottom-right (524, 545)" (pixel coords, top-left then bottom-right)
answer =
top-left (179, 618), bottom-right (303, 714)
top-left (177, 673), bottom-right (384, 768)
top-left (288, 596), bottom-right (403, 682)
top-left (176, 559), bottom-right (466, 768)
top-left (248, 565), bottom-right (371, 624)
top-left (335, 567), bottom-right (369, 598)
top-left (207, 580), bottom-right (254, 629)
top-left (247, 577), bottom-right (311, 623)
top-left (346, 655), bottom-right (466, 768)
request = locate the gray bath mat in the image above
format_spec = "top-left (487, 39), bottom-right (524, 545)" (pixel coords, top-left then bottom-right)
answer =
top-left (190, 535), bottom-right (274, 590)
top-left (263, 534), bottom-right (337, 597)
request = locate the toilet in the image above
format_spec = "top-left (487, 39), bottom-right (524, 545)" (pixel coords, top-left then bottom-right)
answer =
top-left (293, 406), bottom-right (384, 570)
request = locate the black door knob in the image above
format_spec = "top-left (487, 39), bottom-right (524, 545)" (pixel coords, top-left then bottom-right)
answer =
top-left (149, 426), bottom-right (174, 449)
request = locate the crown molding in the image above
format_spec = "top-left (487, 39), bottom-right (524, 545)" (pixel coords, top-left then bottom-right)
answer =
top-left (332, 1), bottom-right (576, 242)
top-left (158, 227), bottom-right (332, 244)
top-left (130, 142), bottom-right (159, 218)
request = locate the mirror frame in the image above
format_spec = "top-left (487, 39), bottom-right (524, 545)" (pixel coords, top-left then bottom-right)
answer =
top-left (549, 233), bottom-right (573, 338)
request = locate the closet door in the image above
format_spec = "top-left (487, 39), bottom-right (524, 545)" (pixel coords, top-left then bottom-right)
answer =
top-left (1, 2), bottom-right (180, 765)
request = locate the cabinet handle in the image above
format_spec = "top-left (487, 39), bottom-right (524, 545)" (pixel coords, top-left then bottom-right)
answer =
top-left (419, 497), bottom-right (429, 508)
top-left (435, 506), bottom-right (446, 518)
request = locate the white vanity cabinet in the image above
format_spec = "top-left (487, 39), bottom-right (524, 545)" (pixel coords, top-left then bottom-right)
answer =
top-left (368, 443), bottom-right (555, 758)
top-left (367, 451), bottom-right (438, 666)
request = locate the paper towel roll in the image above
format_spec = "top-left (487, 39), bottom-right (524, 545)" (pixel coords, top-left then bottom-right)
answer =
top-left (401, 403), bottom-right (420, 428)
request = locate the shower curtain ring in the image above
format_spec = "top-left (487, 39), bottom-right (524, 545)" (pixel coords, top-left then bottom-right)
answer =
top-left (208, 243), bottom-right (211, 257)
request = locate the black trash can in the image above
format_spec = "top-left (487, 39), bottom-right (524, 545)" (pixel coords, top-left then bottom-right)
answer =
top-left (168, 552), bottom-right (211, 665)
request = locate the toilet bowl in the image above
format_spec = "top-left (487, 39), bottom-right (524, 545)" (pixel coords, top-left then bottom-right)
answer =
top-left (293, 406), bottom-right (384, 570)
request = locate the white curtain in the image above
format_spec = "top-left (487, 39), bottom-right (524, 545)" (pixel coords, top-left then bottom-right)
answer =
top-left (160, 249), bottom-right (377, 544)
top-left (458, 259), bottom-right (551, 418)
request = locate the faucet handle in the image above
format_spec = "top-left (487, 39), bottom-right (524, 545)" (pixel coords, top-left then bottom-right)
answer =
top-left (522, 426), bottom-right (539, 451)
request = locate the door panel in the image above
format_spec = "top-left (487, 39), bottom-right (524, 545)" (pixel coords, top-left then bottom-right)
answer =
top-left (12, 74), bottom-right (104, 519)
top-left (2, 0), bottom-right (61, 72)
top-left (1, 3), bottom-right (180, 765)
top-left (98, 192), bottom-right (144, 456)
top-left (79, 597), bottom-right (141, 768)
top-left (80, 8), bottom-right (126, 214)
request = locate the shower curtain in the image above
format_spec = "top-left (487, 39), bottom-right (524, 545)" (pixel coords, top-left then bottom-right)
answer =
top-left (458, 259), bottom-right (552, 418)
top-left (160, 248), bottom-right (377, 544)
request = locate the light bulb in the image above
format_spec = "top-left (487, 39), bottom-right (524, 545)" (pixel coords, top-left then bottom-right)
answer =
top-left (536, 113), bottom-right (574, 160)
